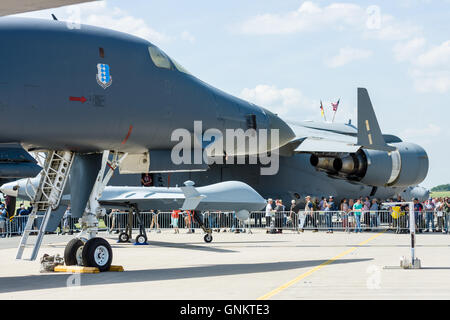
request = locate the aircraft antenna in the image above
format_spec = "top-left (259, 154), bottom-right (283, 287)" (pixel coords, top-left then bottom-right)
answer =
top-left (51, 14), bottom-right (58, 21)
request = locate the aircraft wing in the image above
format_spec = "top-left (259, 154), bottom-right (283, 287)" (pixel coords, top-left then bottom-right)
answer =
top-left (0, 0), bottom-right (96, 16)
top-left (293, 137), bottom-right (361, 153)
top-left (285, 88), bottom-right (396, 154)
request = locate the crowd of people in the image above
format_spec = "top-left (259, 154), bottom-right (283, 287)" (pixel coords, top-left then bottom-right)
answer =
top-left (264, 195), bottom-right (450, 234)
top-left (0, 202), bottom-right (33, 238)
top-left (1, 195), bottom-right (450, 237)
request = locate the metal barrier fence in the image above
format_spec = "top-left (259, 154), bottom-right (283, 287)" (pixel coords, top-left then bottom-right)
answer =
top-left (1, 210), bottom-right (450, 237)
top-left (0, 215), bottom-right (38, 238)
top-left (105, 211), bottom-right (249, 233)
top-left (0, 215), bottom-right (109, 238)
top-left (250, 210), bottom-right (450, 233)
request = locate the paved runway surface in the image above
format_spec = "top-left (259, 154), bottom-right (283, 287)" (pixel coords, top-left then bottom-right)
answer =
top-left (1, 229), bottom-right (450, 299)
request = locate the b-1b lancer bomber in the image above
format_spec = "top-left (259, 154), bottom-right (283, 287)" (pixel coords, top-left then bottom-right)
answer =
top-left (0, 17), bottom-right (295, 270)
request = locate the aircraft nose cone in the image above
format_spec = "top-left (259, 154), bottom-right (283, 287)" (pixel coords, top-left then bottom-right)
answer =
top-left (263, 108), bottom-right (296, 149)
top-left (0, 182), bottom-right (19, 197)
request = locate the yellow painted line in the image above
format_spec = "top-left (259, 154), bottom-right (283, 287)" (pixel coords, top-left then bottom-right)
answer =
top-left (257, 231), bottom-right (385, 300)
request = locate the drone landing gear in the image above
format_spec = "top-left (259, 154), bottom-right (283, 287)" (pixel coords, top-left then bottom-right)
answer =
top-left (192, 211), bottom-right (213, 243)
top-left (116, 204), bottom-right (148, 245)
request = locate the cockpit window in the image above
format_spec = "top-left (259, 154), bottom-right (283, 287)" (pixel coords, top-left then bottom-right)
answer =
top-left (148, 45), bottom-right (172, 69)
top-left (148, 45), bottom-right (190, 74)
top-left (171, 58), bottom-right (190, 75)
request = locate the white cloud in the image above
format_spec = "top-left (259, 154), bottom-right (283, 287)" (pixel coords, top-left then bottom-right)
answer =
top-left (82, 7), bottom-right (170, 44)
top-left (240, 85), bottom-right (316, 118)
top-left (236, 1), bottom-right (421, 41)
top-left (180, 30), bottom-right (195, 43)
top-left (410, 40), bottom-right (450, 93)
top-left (325, 47), bottom-right (372, 68)
top-left (240, 85), bottom-right (356, 123)
top-left (237, 1), bottom-right (364, 35)
top-left (411, 69), bottom-right (450, 93)
top-left (401, 123), bottom-right (442, 138)
top-left (363, 14), bottom-right (422, 41)
top-left (393, 37), bottom-right (426, 62)
top-left (415, 40), bottom-right (450, 68)
top-left (11, 0), bottom-right (171, 44)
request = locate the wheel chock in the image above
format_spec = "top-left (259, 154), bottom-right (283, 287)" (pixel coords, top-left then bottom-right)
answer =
top-left (133, 242), bottom-right (149, 246)
top-left (53, 265), bottom-right (124, 273)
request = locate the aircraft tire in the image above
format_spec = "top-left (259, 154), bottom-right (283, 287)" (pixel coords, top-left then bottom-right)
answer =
top-left (118, 232), bottom-right (129, 243)
top-left (204, 234), bottom-right (213, 243)
top-left (135, 234), bottom-right (147, 244)
top-left (82, 238), bottom-right (113, 272)
top-left (64, 238), bottom-right (85, 266)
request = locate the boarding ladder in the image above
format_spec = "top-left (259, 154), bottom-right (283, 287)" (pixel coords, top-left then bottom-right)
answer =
top-left (16, 151), bottom-right (75, 260)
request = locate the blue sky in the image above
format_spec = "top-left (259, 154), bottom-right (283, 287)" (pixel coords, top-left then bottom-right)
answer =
top-left (11, 0), bottom-right (450, 188)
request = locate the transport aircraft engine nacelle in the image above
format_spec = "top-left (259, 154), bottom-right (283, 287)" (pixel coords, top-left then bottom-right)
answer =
top-left (310, 142), bottom-right (429, 187)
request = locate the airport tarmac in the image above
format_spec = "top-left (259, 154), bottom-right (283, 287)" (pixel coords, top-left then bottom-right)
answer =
top-left (1, 229), bottom-right (450, 299)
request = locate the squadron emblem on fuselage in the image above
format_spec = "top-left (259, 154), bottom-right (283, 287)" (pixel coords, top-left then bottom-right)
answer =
top-left (96, 63), bottom-right (112, 89)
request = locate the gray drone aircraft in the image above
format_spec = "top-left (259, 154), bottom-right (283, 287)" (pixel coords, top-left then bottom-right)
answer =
top-left (0, 13), bottom-right (429, 272)
top-left (1, 176), bottom-right (267, 244)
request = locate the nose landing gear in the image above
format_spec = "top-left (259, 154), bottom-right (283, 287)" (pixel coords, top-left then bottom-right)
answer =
top-left (191, 211), bottom-right (213, 243)
top-left (203, 233), bottom-right (213, 243)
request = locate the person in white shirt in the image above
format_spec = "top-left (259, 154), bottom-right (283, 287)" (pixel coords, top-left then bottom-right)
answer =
top-left (424, 198), bottom-right (435, 232)
top-left (265, 199), bottom-right (274, 233)
top-left (435, 198), bottom-right (444, 232)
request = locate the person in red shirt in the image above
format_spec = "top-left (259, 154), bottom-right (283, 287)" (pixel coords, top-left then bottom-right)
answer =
top-left (141, 173), bottom-right (153, 187)
top-left (171, 210), bottom-right (180, 234)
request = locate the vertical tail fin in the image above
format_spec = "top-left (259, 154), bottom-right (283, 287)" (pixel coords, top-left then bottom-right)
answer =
top-left (357, 88), bottom-right (395, 152)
